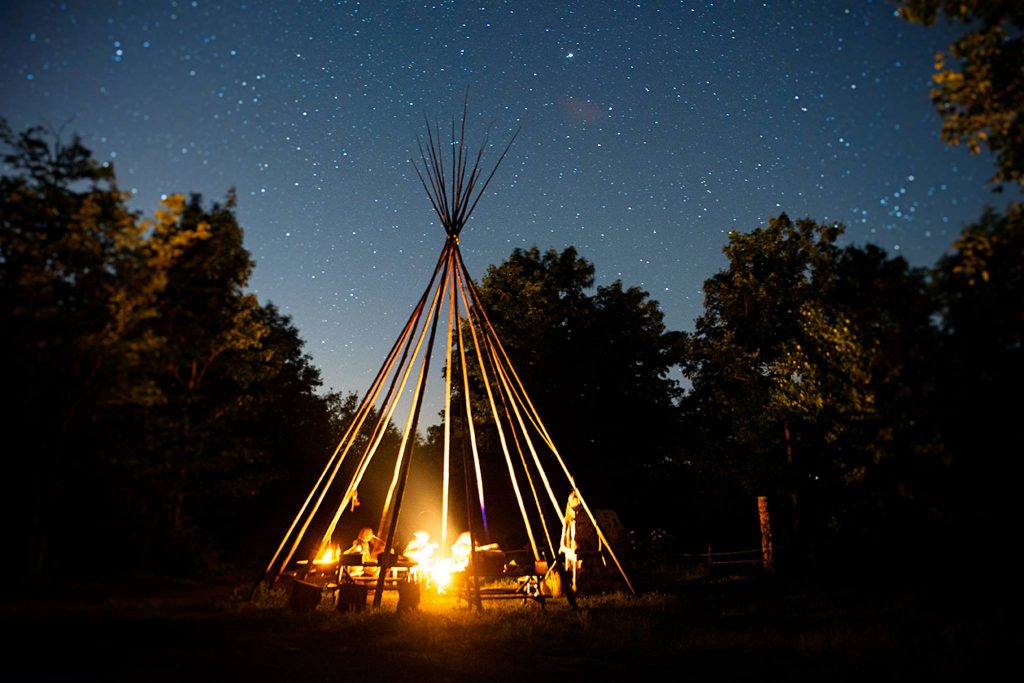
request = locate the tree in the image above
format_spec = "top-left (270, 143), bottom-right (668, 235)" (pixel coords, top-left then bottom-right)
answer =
top-left (899, 1), bottom-right (1024, 189)
top-left (0, 120), bottom-right (210, 576)
top-left (930, 205), bottom-right (1024, 549)
top-left (467, 246), bottom-right (684, 531)
top-left (0, 121), bottom-right (342, 579)
top-left (899, 0), bottom-right (1024, 573)
top-left (205, 304), bottom-right (352, 569)
top-left (681, 214), bottom-right (943, 564)
top-left (682, 215), bottom-right (840, 478)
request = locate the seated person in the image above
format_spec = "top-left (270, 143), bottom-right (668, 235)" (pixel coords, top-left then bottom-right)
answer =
top-left (342, 527), bottom-right (384, 576)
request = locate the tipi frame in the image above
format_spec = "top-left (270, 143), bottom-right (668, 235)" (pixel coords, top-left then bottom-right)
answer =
top-left (255, 96), bottom-right (634, 608)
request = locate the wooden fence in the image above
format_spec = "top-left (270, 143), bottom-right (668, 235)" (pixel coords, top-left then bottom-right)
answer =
top-left (682, 544), bottom-right (766, 570)
top-left (681, 495), bottom-right (776, 572)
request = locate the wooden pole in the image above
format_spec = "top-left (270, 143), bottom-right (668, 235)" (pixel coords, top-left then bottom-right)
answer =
top-left (373, 246), bottom-right (450, 608)
top-left (758, 495), bottom-right (774, 571)
top-left (460, 383), bottom-right (483, 611)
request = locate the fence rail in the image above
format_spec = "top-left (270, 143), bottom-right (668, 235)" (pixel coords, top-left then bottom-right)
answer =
top-left (680, 544), bottom-right (765, 569)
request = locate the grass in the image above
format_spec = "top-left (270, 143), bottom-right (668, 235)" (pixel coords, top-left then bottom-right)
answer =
top-left (3, 566), bottom-right (1014, 681)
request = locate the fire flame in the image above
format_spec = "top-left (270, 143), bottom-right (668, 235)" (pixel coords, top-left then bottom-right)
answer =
top-left (430, 558), bottom-right (455, 590)
top-left (313, 545), bottom-right (340, 565)
top-left (395, 530), bottom-right (489, 593)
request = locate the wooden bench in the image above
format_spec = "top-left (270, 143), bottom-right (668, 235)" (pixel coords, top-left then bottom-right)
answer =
top-left (455, 560), bottom-right (551, 608)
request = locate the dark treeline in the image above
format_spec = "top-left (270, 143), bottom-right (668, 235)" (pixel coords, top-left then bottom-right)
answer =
top-left (469, 207), bottom-right (1019, 580)
top-left (0, 120), bottom-right (358, 583)
top-left (2, 2), bottom-right (1021, 585)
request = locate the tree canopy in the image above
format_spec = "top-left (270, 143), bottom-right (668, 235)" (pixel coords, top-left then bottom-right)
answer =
top-left (679, 214), bottom-right (946, 563)
top-left (897, 0), bottom-right (1024, 570)
top-left (466, 246), bottom-right (685, 530)
top-left (899, 0), bottom-right (1024, 190)
top-left (0, 121), bottom-right (340, 580)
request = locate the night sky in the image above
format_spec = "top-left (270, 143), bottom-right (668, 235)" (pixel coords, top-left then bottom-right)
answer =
top-left (2, 1), bottom-right (1012, 423)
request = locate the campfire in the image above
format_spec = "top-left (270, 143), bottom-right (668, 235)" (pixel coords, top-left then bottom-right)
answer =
top-left (400, 530), bottom-right (502, 593)
top-left (313, 546), bottom-right (340, 565)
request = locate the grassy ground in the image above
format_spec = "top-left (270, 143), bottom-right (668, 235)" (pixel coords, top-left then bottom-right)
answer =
top-left (3, 566), bottom-right (1015, 682)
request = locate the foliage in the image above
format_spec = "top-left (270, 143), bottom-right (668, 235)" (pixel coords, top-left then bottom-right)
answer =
top-left (680, 214), bottom-right (944, 561)
top-left (897, 0), bottom-right (1024, 568)
top-left (898, 0), bottom-right (1024, 189)
top-left (464, 246), bottom-right (685, 530)
top-left (682, 215), bottom-right (842, 489)
top-left (929, 205), bottom-right (1024, 542)
top-left (0, 120), bottom-right (339, 579)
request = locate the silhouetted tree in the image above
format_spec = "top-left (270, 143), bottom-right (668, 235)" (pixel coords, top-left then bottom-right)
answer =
top-left (930, 205), bottom-right (1024, 552)
top-left (680, 215), bottom-right (944, 567)
top-left (899, 0), bottom-right (1024, 576)
top-left (0, 120), bottom-right (199, 577)
top-left (466, 246), bottom-right (685, 532)
top-left (0, 121), bottom-right (342, 580)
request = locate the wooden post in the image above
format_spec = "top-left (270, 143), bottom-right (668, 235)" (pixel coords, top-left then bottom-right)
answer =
top-left (758, 496), bottom-right (774, 571)
top-left (373, 249), bottom-right (448, 608)
top-left (460, 388), bottom-right (483, 612)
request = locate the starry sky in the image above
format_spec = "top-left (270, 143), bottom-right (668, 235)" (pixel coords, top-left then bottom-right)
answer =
top-left (2, 1), bottom-right (1014, 423)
